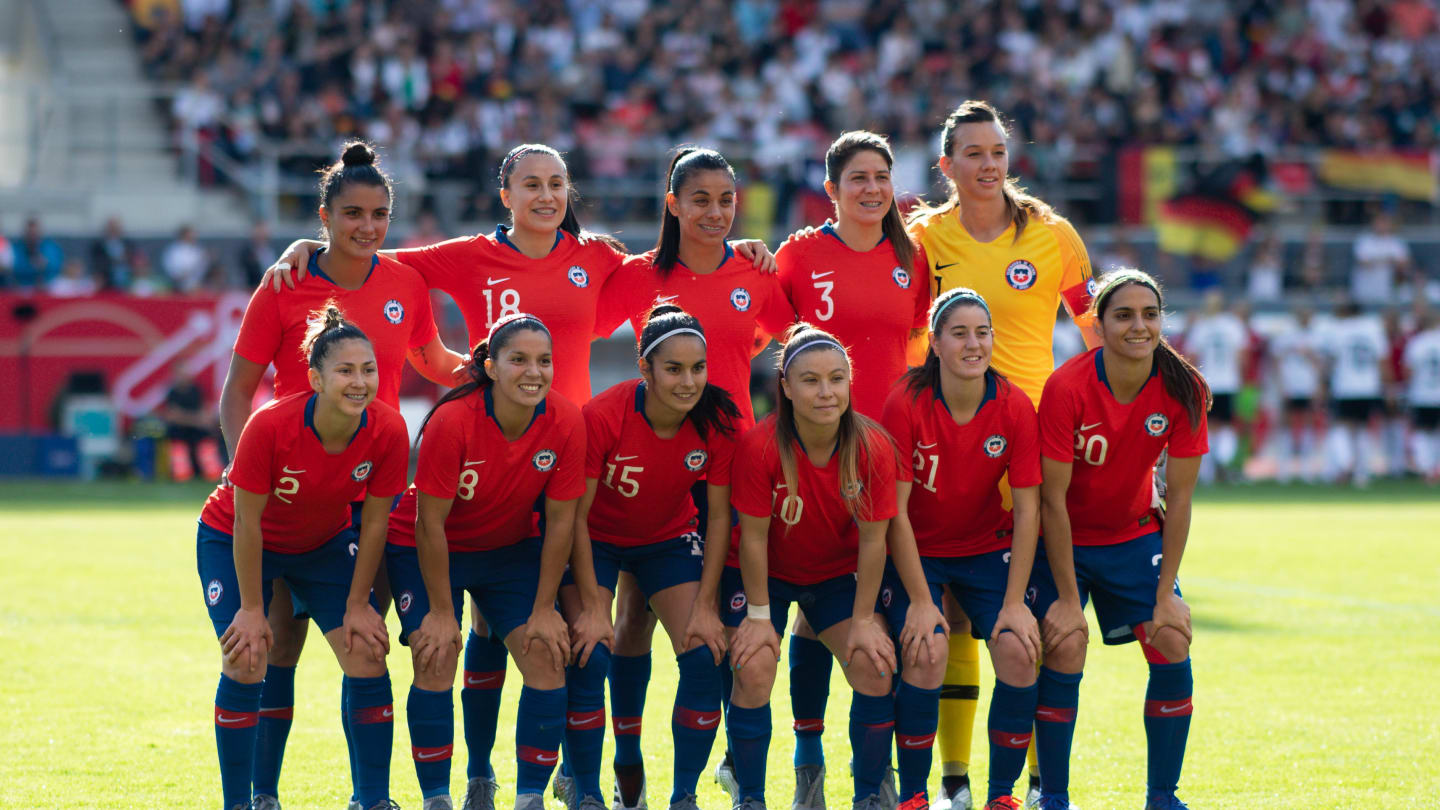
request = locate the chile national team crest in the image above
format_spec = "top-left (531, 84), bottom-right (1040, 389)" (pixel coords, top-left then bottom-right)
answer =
top-left (1086, 278), bottom-right (1099, 298)
top-left (729, 592), bottom-right (747, 612)
top-left (983, 434), bottom-right (1008, 457)
top-left (567, 265), bottom-right (590, 287)
top-left (351, 461), bottom-right (373, 482)
top-left (1144, 413), bottom-right (1170, 437)
top-left (729, 287), bottom-right (752, 312)
top-left (205, 579), bottom-right (223, 606)
top-left (383, 299), bottom-right (405, 324)
top-left (880, 586), bottom-right (893, 608)
top-left (1005, 260), bottom-right (1038, 290)
top-left (532, 449), bottom-right (558, 471)
top-left (397, 591), bottom-right (414, 615)
top-left (892, 266), bottom-right (911, 289)
top-left (684, 449), bottom-right (708, 472)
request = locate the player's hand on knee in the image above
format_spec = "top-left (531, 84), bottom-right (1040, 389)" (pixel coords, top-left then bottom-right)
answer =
top-left (569, 604), bottom-right (614, 668)
top-left (900, 600), bottom-right (947, 667)
top-left (1041, 598), bottom-right (1088, 651)
top-left (343, 601), bottom-right (390, 662)
top-left (683, 601), bottom-right (728, 665)
top-left (1151, 593), bottom-right (1192, 644)
top-left (413, 611), bottom-right (462, 675)
top-left (845, 614), bottom-right (896, 677)
top-left (991, 602), bottom-right (1042, 666)
top-left (523, 606), bottom-right (571, 672)
top-left (221, 606), bottom-right (273, 673)
top-left (730, 616), bottom-right (780, 671)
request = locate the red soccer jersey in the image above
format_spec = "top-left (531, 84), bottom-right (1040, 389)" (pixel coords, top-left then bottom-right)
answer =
top-left (388, 387), bottom-right (586, 552)
top-left (597, 248), bottom-right (795, 428)
top-left (1039, 349), bottom-right (1209, 546)
top-left (234, 252), bottom-right (438, 409)
top-left (395, 226), bottom-right (626, 404)
top-left (729, 416), bottom-right (900, 585)
top-left (881, 372), bottom-right (1041, 557)
top-left (200, 393), bottom-right (410, 552)
top-left (778, 226), bottom-right (930, 419)
top-left (583, 379), bottom-right (738, 547)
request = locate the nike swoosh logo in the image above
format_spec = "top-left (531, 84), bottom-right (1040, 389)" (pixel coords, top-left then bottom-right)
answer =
top-left (1007, 736), bottom-right (1029, 745)
top-left (487, 277), bottom-right (510, 285)
top-left (1079, 422), bottom-right (1103, 431)
top-left (282, 467), bottom-right (305, 474)
top-left (899, 738), bottom-right (933, 749)
top-left (1035, 710), bottom-right (1065, 721)
top-left (613, 455), bottom-right (638, 462)
top-left (1160, 704), bottom-right (1189, 714)
top-left (917, 442), bottom-right (938, 449)
top-left (465, 460), bottom-right (486, 467)
top-left (568, 717), bottom-right (588, 727)
top-left (616, 721), bottom-right (641, 731)
top-left (697, 716), bottom-right (718, 727)
top-left (416, 751), bottom-right (447, 760)
top-left (537, 753), bottom-right (559, 763)
top-left (216, 714), bottom-right (249, 724)
top-left (810, 271), bottom-right (834, 279)
top-left (655, 295), bottom-right (679, 303)
top-left (466, 675), bottom-right (500, 687)
top-left (382, 708), bottom-right (394, 719)
top-left (936, 262), bottom-right (960, 270)
top-left (794, 722), bottom-right (822, 731)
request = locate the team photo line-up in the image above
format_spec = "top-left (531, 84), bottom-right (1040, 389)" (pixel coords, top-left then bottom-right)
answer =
top-left (201, 99), bottom-right (1209, 810)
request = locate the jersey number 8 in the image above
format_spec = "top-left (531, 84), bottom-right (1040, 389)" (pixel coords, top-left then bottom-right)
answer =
top-left (457, 468), bottom-right (480, 501)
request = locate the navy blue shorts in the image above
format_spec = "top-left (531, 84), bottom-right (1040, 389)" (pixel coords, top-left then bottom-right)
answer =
top-left (562, 533), bottom-right (705, 598)
top-left (196, 521), bottom-right (360, 636)
top-left (388, 538), bottom-right (543, 646)
top-left (718, 565), bottom-right (856, 636)
top-left (878, 550), bottom-right (1012, 641)
top-left (1025, 530), bottom-right (1180, 645)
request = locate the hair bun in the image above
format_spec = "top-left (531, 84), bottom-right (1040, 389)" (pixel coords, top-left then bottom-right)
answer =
top-left (648, 302), bottom-right (685, 320)
top-left (341, 141), bottom-right (377, 168)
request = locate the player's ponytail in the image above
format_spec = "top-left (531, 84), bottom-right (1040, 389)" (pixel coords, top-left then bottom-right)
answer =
top-left (637, 302), bottom-right (741, 439)
top-left (1091, 269), bottom-right (1212, 429)
top-left (318, 141), bottom-right (392, 220)
top-left (654, 147), bottom-right (735, 277)
top-left (301, 301), bottom-right (371, 370)
top-left (497, 144), bottom-right (625, 252)
top-left (825, 131), bottom-right (916, 275)
top-left (417, 313), bottom-right (552, 440)
top-left (903, 287), bottom-right (998, 399)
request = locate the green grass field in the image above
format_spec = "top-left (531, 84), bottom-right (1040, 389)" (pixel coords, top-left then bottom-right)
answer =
top-left (2, 480), bottom-right (1438, 809)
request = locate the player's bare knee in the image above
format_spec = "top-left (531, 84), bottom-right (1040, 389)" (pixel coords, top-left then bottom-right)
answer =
top-left (732, 649), bottom-right (777, 699)
top-left (1044, 628), bottom-right (1087, 672)
top-left (512, 645), bottom-right (565, 690)
top-left (221, 657), bottom-right (268, 685)
top-left (1147, 624), bottom-right (1190, 663)
top-left (905, 634), bottom-right (948, 689)
top-left (845, 655), bottom-right (892, 697)
top-left (410, 650), bottom-right (459, 691)
top-left (989, 632), bottom-right (1037, 686)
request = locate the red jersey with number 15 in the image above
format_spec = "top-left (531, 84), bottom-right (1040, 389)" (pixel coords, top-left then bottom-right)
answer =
top-left (583, 379), bottom-right (738, 547)
top-left (729, 415), bottom-right (900, 585)
top-left (1039, 349), bottom-right (1209, 546)
top-left (388, 387), bottom-right (586, 552)
top-left (881, 371), bottom-right (1041, 557)
top-left (200, 393), bottom-right (410, 552)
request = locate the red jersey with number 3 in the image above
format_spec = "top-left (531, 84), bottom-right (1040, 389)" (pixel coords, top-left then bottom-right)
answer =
top-left (200, 393), bottom-right (410, 552)
top-left (729, 415), bottom-right (900, 585)
top-left (778, 226), bottom-right (930, 419)
top-left (583, 379), bottom-right (738, 547)
top-left (395, 226), bottom-right (625, 404)
top-left (233, 252), bottom-right (439, 409)
top-left (597, 248), bottom-right (794, 428)
top-left (388, 388), bottom-right (586, 551)
top-left (1039, 349), bottom-right (1209, 546)
top-left (881, 372), bottom-right (1041, 557)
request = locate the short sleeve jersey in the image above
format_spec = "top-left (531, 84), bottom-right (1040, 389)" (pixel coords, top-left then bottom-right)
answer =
top-left (777, 225), bottom-right (930, 419)
top-left (394, 226), bottom-right (626, 404)
top-left (1270, 327), bottom-right (1321, 398)
top-left (729, 415), bottom-right (900, 585)
top-left (388, 388), bottom-right (586, 552)
top-left (597, 248), bottom-right (794, 428)
top-left (583, 379), bottom-right (738, 547)
top-left (881, 372), bottom-right (1041, 557)
top-left (1326, 317), bottom-right (1388, 400)
top-left (200, 393), bottom-right (410, 552)
top-left (1184, 313), bottom-right (1248, 394)
top-left (912, 210), bottom-right (1095, 406)
top-left (1039, 349), bottom-right (1209, 546)
top-left (1404, 328), bottom-right (1440, 407)
top-left (233, 252), bottom-right (439, 408)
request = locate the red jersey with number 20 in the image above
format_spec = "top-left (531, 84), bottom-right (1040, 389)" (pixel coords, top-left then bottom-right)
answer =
top-left (729, 415), bottom-right (900, 585)
top-left (583, 379), bottom-right (738, 547)
top-left (200, 393), bottom-right (410, 552)
top-left (882, 372), bottom-right (1041, 557)
top-left (388, 388), bottom-right (586, 552)
top-left (1039, 349), bottom-right (1209, 546)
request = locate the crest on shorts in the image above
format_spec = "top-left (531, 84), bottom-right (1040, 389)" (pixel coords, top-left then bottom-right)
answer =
top-left (892, 266), bottom-right (911, 289)
top-left (532, 449), bottom-right (558, 471)
top-left (729, 287), bottom-right (752, 312)
top-left (1144, 412), bottom-right (1170, 436)
top-left (880, 586), bottom-right (893, 608)
top-left (397, 590), bottom-right (414, 615)
top-left (983, 434), bottom-right (1007, 458)
top-left (729, 592), bottom-right (747, 612)
top-left (206, 579), bottom-right (223, 606)
top-left (351, 461), bottom-right (373, 482)
top-left (567, 265), bottom-right (590, 287)
top-left (383, 299), bottom-right (405, 325)
top-left (684, 449), bottom-right (708, 472)
top-left (1005, 260), bottom-right (1038, 290)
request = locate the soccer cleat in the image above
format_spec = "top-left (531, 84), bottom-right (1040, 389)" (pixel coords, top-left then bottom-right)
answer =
top-left (737, 800), bottom-right (769, 810)
top-left (1035, 799), bottom-right (1073, 810)
top-left (613, 763), bottom-right (648, 810)
top-left (792, 764), bottom-right (826, 810)
top-left (1142, 795), bottom-right (1188, 810)
top-left (553, 774), bottom-right (577, 810)
top-left (514, 793), bottom-right (546, 810)
top-left (669, 795), bottom-right (701, 810)
top-left (934, 782), bottom-right (971, 810)
top-left (250, 796), bottom-right (281, 810)
top-left (878, 768), bottom-right (899, 810)
top-left (423, 797), bottom-right (455, 810)
top-left (460, 778), bottom-right (499, 810)
top-left (897, 793), bottom-right (929, 810)
top-left (715, 754), bottom-right (740, 805)
top-left (348, 803), bottom-right (363, 810)
top-left (984, 799), bottom-right (1022, 810)
top-left (1023, 775), bottom-right (1040, 809)
top-left (580, 797), bottom-right (608, 810)
top-left (852, 795), bottom-right (887, 810)
top-left (365, 802), bottom-right (402, 810)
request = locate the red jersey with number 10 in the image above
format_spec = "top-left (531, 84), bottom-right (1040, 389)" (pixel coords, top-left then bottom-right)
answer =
top-left (1039, 349), bottom-right (1208, 546)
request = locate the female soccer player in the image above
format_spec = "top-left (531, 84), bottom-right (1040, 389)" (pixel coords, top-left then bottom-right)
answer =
top-left (908, 100), bottom-right (1100, 810)
top-left (199, 308), bottom-right (410, 810)
top-left (560, 304), bottom-right (743, 810)
top-left (386, 312), bottom-right (585, 810)
top-left (722, 324), bottom-right (943, 810)
top-left (218, 141), bottom-right (464, 810)
top-left (879, 289), bottom-right (1043, 810)
top-left (1029, 270), bottom-right (1210, 810)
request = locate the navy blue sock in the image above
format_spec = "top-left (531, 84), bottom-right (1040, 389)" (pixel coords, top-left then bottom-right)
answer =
top-left (1144, 659), bottom-right (1193, 798)
top-left (672, 647), bottom-right (724, 801)
top-left (1034, 668), bottom-right (1082, 804)
top-left (849, 692), bottom-right (895, 801)
top-left (894, 681), bottom-right (939, 801)
top-left (566, 643), bottom-right (610, 801)
top-left (408, 685), bottom-right (454, 799)
top-left (608, 652), bottom-right (651, 767)
top-left (789, 635), bottom-right (831, 767)
top-left (341, 675), bottom-right (357, 802)
top-left (516, 685), bottom-right (567, 794)
top-left (252, 664), bottom-right (294, 798)
top-left (726, 703), bottom-right (771, 804)
top-left (345, 674), bottom-right (395, 807)
top-left (215, 674), bottom-right (262, 809)
top-left (461, 630), bottom-right (507, 780)
top-left (986, 680), bottom-right (1038, 802)
top-left (720, 655), bottom-right (734, 714)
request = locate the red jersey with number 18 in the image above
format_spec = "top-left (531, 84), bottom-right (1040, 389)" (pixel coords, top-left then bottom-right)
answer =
top-left (1039, 349), bottom-right (1208, 546)
top-left (729, 415), bottom-right (900, 585)
top-left (387, 387), bottom-right (586, 552)
top-left (200, 393), bottom-right (410, 552)
top-left (583, 379), bottom-right (738, 547)
top-left (881, 371), bottom-right (1041, 557)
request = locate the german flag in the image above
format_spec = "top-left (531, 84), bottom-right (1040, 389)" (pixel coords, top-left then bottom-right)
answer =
top-left (1317, 150), bottom-right (1436, 202)
top-left (1154, 194), bottom-right (1256, 263)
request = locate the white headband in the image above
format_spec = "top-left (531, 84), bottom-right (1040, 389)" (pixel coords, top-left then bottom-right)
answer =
top-left (641, 327), bottom-right (707, 358)
top-left (782, 338), bottom-right (846, 374)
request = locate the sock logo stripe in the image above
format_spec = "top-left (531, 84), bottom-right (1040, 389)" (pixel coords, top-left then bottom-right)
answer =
top-left (673, 706), bottom-right (722, 730)
top-left (567, 709), bottom-right (606, 730)
top-left (463, 670), bottom-right (506, 689)
top-left (988, 729), bottom-right (1032, 749)
top-left (214, 706), bottom-right (259, 728)
top-left (897, 732), bottom-right (936, 749)
top-left (412, 744), bottom-right (454, 761)
top-left (258, 707), bottom-right (294, 720)
top-left (1035, 705), bottom-right (1077, 723)
top-left (1144, 698), bottom-right (1193, 717)
top-left (517, 744), bottom-right (560, 765)
top-left (354, 704), bottom-right (394, 725)
top-left (612, 716), bottom-right (643, 735)
top-left (792, 718), bottom-right (825, 733)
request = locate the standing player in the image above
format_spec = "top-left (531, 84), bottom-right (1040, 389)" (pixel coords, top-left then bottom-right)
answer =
top-left (1182, 292), bottom-right (1247, 483)
top-left (723, 325), bottom-right (944, 810)
top-left (879, 288), bottom-right (1043, 810)
top-left (561, 305), bottom-right (743, 810)
top-left (1029, 270), bottom-right (1210, 810)
top-left (907, 100), bottom-right (1100, 810)
top-left (218, 142), bottom-right (464, 810)
top-left (1268, 309), bottom-right (1323, 483)
top-left (199, 308), bottom-right (410, 810)
top-left (1322, 300), bottom-right (1390, 486)
top-left (386, 313), bottom-right (585, 810)
top-left (1403, 311), bottom-right (1440, 482)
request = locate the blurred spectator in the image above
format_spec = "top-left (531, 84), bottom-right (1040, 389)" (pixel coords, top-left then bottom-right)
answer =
top-left (90, 217), bottom-right (142, 291)
top-left (1270, 308), bottom-right (1324, 483)
top-left (1351, 211), bottom-right (1412, 306)
top-left (127, 253), bottom-right (171, 297)
top-left (49, 259), bottom-right (102, 298)
top-left (162, 225), bottom-right (209, 292)
top-left (162, 366), bottom-right (215, 482)
top-left (8, 218), bottom-right (64, 289)
top-left (1185, 291), bottom-right (1248, 482)
top-left (1246, 232), bottom-right (1284, 303)
top-left (1323, 299), bottom-right (1389, 486)
top-left (235, 220), bottom-right (275, 289)
top-left (402, 209), bottom-right (446, 249)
